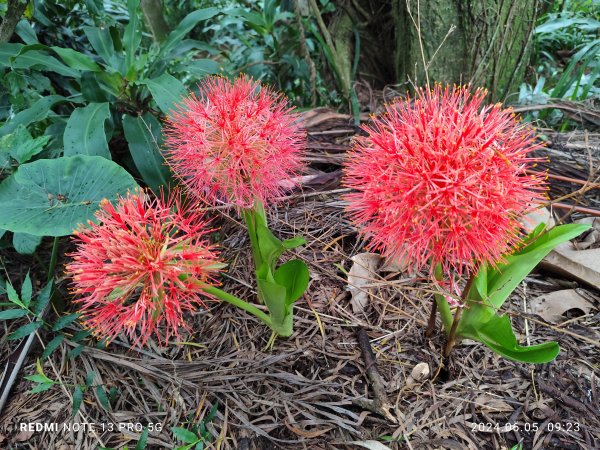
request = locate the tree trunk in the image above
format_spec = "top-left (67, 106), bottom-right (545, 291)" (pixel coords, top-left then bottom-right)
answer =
top-left (141, 0), bottom-right (170, 43)
top-left (393, 0), bottom-right (538, 101)
top-left (0, 0), bottom-right (28, 43)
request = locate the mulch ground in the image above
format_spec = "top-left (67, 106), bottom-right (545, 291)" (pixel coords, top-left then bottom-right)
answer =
top-left (0, 106), bottom-right (599, 450)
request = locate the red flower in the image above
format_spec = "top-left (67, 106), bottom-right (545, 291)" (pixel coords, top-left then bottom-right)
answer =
top-left (66, 190), bottom-right (222, 347)
top-left (164, 75), bottom-right (305, 209)
top-left (343, 85), bottom-right (546, 280)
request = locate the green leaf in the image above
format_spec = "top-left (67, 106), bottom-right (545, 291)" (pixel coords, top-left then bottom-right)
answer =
top-left (69, 344), bottom-right (86, 359)
top-left (32, 282), bottom-right (52, 316)
top-left (282, 236), bottom-right (306, 250)
top-left (257, 278), bottom-right (287, 325)
top-left (72, 330), bottom-right (91, 342)
top-left (42, 334), bottom-right (65, 360)
top-left (458, 223), bottom-right (590, 335)
top-left (7, 321), bottom-right (43, 340)
top-left (6, 282), bottom-right (25, 308)
top-left (30, 382), bottom-right (54, 393)
top-left (159, 8), bottom-right (220, 59)
top-left (176, 59), bottom-right (222, 76)
top-left (63, 103), bottom-right (111, 158)
top-left (135, 427), bottom-right (149, 450)
top-left (51, 46), bottom-right (101, 72)
top-left (0, 96), bottom-right (65, 135)
top-left (273, 259), bottom-right (309, 305)
top-left (83, 26), bottom-right (117, 68)
top-left (13, 232), bottom-right (43, 255)
top-left (0, 43), bottom-right (24, 66)
top-left (52, 313), bottom-right (80, 331)
top-left (21, 271), bottom-right (33, 307)
top-left (15, 20), bottom-right (38, 45)
top-left (0, 125), bottom-right (50, 165)
top-left (0, 309), bottom-right (28, 320)
top-left (85, 371), bottom-right (97, 386)
top-left (172, 427), bottom-right (200, 444)
top-left (81, 72), bottom-right (108, 102)
top-left (72, 386), bottom-right (84, 416)
top-left (0, 155), bottom-right (139, 236)
top-left (96, 386), bottom-right (110, 410)
top-left (122, 114), bottom-right (171, 191)
top-left (24, 373), bottom-right (53, 384)
top-left (123, 0), bottom-right (142, 71)
top-left (142, 73), bottom-right (186, 114)
top-left (12, 49), bottom-right (80, 77)
top-left (474, 314), bottom-right (560, 364)
top-left (255, 222), bottom-right (285, 270)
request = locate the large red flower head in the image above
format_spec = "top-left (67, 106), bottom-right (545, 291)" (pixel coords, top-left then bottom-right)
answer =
top-left (343, 85), bottom-right (546, 280)
top-left (66, 190), bottom-right (223, 347)
top-left (164, 75), bottom-right (305, 209)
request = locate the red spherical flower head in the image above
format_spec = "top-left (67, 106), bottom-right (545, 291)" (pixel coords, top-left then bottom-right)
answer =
top-left (66, 190), bottom-right (223, 347)
top-left (164, 75), bottom-right (305, 209)
top-left (343, 85), bottom-right (546, 282)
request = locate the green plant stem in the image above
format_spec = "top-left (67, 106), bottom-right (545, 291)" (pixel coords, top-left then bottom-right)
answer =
top-left (47, 237), bottom-right (59, 283)
top-left (203, 285), bottom-right (271, 327)
top-left (444, 272), bottom-right (477, 357)
top-left (433, 264), bottom-right (453, 332)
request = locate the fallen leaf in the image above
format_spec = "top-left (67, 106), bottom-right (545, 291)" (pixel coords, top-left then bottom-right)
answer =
top-left (542, 242), bottom-right (600, 290)
top-left (573, 217), bottom-right (600, 250)
top-left (474, 394), bottom-right (514, 413)
top-left (529, 289), bottom-right (594, 323)
top-left (285, 423), bottom-right (332, 438)
top-left (14, 430), bottom-right (34, 442)
top-left (347, 253), bottom-right (382, 314)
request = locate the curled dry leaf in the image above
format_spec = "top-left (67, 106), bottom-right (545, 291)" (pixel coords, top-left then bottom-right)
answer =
top-left (347, 253), bottom-right (382, 314)
top-left (529, 289), bottom-right (594, 323)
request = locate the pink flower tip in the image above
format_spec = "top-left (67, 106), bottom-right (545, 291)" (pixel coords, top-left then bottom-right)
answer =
top-left (343, 85), bottom-right (547, 280)
top-left (65, 189), bottom-right (222, 347)
top-left (164, 75), bottom-right (305, 209)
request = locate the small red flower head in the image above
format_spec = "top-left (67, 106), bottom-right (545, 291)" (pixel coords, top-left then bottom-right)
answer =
top-left (66, 190), bottom-right (222, 347)
top-left (164, 75), bottom-right (305, 209)
top-left (343, 85), bottom-right (546, 280)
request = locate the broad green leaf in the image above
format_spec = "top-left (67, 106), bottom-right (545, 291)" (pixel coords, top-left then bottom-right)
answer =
top-left (7, 321), bottom-right (43, 340)
top-left (171, 427), bottom-right (200, 444)
top-left (176, 59), bottom-right (222, 76)
top-left (536, 17), bottom-right (600, 34)
top-left (0, 96), bottom-right (65, 135)
top-left (0, 309), bottom-right (28, 320)
top-left (274, 259), bottom-right (309, 305)
top-left (143, 73), bottom-right (186, 114)
top-left (21, 271), bottom-right (32, 306)
top-left (257, 278), bottom-right (287, 325)
top-left (13, 232), bottom-right (43, 255)
top-left (83, 26), bottom-right (120, 70)
top-left (0, 126), bottom-right (50, 166)
top-left (81, 72), bottom-right (109, 102)
top-left (52, 313), bottom-right (80, 331)
top-left (51, 46), bottom-right (101, 72)
top-left (0, 43), bottom-right (24, 66)
top-left (473, 314), bottom-right (560, 363)
top-left (159, 8), bottom-right (220, 59)
top-left (32, 282), bottom-right (52, 316)
top-left (11, 49), bottom-right (80, 77)
top-left (15, 20), bottom-right (38, 45)
top-left (86, 371), bottom-right (97, 386)
top-left (42, 334), bottom-right (65, 360)
top-left (123, 0), bottom-right (142, 71)
top-left (72, 386), bottom-right (84, 416)
top-left (0, 155), bottom-right (139, 236)
top-left (72, 330), bottom-right (91, 342)
top-left (122, 114), bottom-right (171, 191)
top-left (458, 223), bottom-right (590, 335)
top-left (64, 103), bottom-right (111, 158)
top-left (255, 222), bottom-right (285, 270)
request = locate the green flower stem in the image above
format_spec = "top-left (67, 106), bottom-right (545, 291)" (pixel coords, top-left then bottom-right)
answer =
top-left (443, 270), bottom-right (477, 357)
top-left (203, 285), bottom-right (272, 327)
top-left (433, 264), bottom-right (453, 333)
